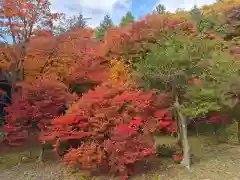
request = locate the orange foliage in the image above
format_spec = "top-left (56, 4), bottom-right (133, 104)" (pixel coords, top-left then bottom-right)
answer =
top-left (0, 47), bottom-right (12, 70)
top-left (104, 15), bottom-right (196, 59)
top-left (0, 43), bottom-right (26, 81)
top-left (108, 59), bottom-right (133, 87)
top-left (1, 0), bottom-right (63, 43)
top-left (63, 142), bottom-right (105, 168)
top-left (23, 28), bottom-right (108, 84)
top-left (34, 30), bottom-right (53, 37)
top-left (201, 0), bottom-right (240, 15)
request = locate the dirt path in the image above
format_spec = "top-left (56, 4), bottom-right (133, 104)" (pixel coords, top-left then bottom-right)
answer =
top-left (1, 137), bottom-right (240, 180)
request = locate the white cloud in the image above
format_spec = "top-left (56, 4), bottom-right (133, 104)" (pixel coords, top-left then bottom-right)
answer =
top-left (154, 0), bottom-right (216, 12)
top-left (49, 0), bottom-right (132, 27)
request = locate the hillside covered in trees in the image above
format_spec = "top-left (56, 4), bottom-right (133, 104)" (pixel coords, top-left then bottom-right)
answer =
top-left (1, 0), bottom-right (240, 179)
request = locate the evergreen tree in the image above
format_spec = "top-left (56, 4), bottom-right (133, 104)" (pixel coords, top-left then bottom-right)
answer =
top-left (120, 11), bottom-right (134, 27)
top-left (95, 14), bottom-right (113, 40)
top-left (73, 13), bottom-right (88, 28)
top-left (154, 4), bottom-right (166, 14)
top-left (54, 13), bottom-right (89, 35)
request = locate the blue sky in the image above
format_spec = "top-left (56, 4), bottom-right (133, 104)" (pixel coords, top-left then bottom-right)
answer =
top-left (50, 0), bottom-right (217, 27)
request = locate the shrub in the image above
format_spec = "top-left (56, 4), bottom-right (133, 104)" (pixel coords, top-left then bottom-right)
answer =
top-left (40, 83), bottom-right (174, 179)
top-left (3, 78), bottom-right (75, 146)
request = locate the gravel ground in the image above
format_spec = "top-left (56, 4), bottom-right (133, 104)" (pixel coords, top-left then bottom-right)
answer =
top-left (0, 136), bottom-right (240, 180)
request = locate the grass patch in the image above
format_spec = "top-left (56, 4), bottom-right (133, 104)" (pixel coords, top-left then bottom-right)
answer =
top-left (0, 147), bottom-right (40, 169)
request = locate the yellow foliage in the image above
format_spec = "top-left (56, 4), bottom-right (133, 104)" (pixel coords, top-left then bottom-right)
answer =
top-left (108, 59), bottom-right (133, 86)
top-left (201, 0), bottom-right (240, 15)
top-left (160, 0), bottom-right (240, 21)
top-left (23, 35), bottom-right (77, 82)
top-left (164, 10), bottom-right (191, 20)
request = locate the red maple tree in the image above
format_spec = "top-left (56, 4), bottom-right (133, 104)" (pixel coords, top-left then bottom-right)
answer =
top-left (40, 83), bottom-right (174, 178)
top-left (3, 77), bottom-right (75, 146)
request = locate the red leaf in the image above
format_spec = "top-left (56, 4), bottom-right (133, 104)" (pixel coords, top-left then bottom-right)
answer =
top-left (131, 117), bottom-right (143, 127)
top-left (117, 124), bottom-right (136, 134)
top-left (172, 154), bottom-right (183, 161)
top-left (154, 109), bottom-right (168, 118)
top-left (77, 122), bottom-right (89, 128)
top-left (159, 121), bottom-right (172, 127)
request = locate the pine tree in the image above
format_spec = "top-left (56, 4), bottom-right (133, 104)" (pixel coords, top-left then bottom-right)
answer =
top-left (120, 11), bottom-right (134, 27)
top-left (94, 14), bottom-right (113, 40)
top-left (73, 13), bottom-right (88, 28)
top-left (155, 4), bottom-right (166, 14)
top-left (54, 13), bottom-right (89, 35)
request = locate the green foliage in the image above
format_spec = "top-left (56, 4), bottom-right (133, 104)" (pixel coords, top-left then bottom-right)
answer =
top-left (190, 5), bottom-right (202, 27)
top-left (135, 33), bottom-right (223, 90)
top-left (182, 53), bottom-right (240, 116)
top-left (220, 120), bottom-right (239, 144)
top-left (120, 11), bottom-right (134, 27)
top-left (190, 5), bottom-right (227, 36)
top-left (134, 31), bottom-right (240, 117)
top-left (182, 86), bottom-right (222, 117)
top-left (94, 14), bottom-right (113, 40)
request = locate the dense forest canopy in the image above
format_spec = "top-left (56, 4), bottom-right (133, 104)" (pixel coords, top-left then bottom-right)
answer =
top-left (1, 0), bottom-right (240, 179)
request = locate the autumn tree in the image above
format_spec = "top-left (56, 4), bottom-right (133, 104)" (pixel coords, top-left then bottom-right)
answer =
top-left (3, 77), bottom-right (75, 146)
top-left (0, 0), bottom-right (62, 92)
top-left (94, 14), bottom-right (113, 40)
top-left (120, 11), bottom-right (134, 27)
top-left (40, 82), bottom-right (172, 179)
top-left (0, 0), bottom-right (62, 44)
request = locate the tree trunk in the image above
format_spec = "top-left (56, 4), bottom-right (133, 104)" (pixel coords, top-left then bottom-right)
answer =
top-left (237, 120), bottom-right (240, 144)
top-left (175, 109), bottom-right (183, 149)
top-left (174, 96), bottom-right (191, 169)
top-left (8, 63), bottom-right (17, 96)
